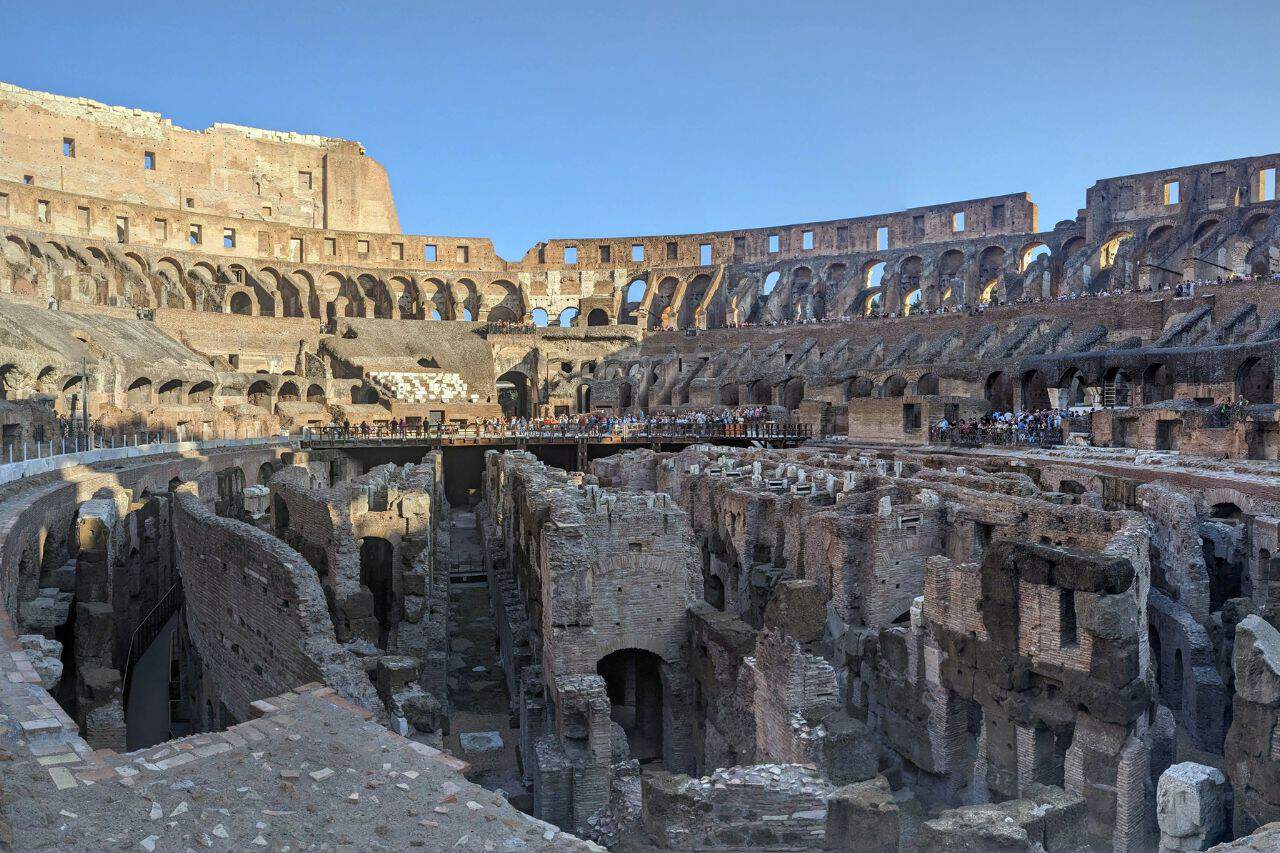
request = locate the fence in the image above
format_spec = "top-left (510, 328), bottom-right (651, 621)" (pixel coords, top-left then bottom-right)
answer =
top-left (302, 420), bottom-right (812, 443)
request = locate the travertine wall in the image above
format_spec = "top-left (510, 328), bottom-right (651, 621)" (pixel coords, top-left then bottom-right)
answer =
top-left (0, 82), bottom-right (399, 233)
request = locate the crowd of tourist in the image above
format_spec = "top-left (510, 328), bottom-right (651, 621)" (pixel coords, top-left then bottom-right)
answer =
top-left (316, 406), bottom-right (781, 440)
top-left (931, 409), bottom-right (1067, 446)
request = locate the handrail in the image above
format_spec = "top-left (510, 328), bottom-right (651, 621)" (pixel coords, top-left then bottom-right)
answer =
top-left (121, 581), bottom-right (183, 711)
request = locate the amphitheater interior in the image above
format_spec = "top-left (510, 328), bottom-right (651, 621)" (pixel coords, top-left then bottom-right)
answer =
top-left (1, 81), bottom-right (1280, 851)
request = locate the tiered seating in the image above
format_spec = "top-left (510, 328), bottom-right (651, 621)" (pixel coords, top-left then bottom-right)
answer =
top-left (368, 370), bottom-right (472, 404)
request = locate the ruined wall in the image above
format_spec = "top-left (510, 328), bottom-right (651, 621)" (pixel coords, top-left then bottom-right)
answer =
top-left (0, 82), bottom-right (399, 232)
top-left (172, 487), bottom-right (379, 724)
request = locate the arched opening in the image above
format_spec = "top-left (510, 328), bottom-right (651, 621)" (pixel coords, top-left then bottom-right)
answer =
top-left (1058, 368), bottom-right (1087, 408)
top-left (229, 291), bottom-right (253, 315)
top-left (306, 384), bottom-right (326, 403)
top-left (359, 537), bottom-right (394, 649)
top-left (704, 574), bottom-right (725, 610)
top-left (1171, 649), bottom-right (1184, 712)
top-left (247, 380), bottom-right (272, 409)
top-left (157, 379), bottom-right (183, 404)
top-left (1020, 242), bottom-right (1051, 273)
top-left (277, 382), bottom-right (300, 403)
top-left (557, 307), bottom-right (578, 327)
top-left (596, 648), bottom-right (665, 764)
top-left (1098, 232), bottom-right (1132, 270)
top-left (1020, 370), bottom-right (1050, 411)
top-left (621, 279), bottom-right (647, 325)
top-left (531, 308), bottom-right (549, 327)
top-left (718, 384), bottom-right (739, 406)
top-left (273, 493), bottom-right (290, 531)
top-left (902, 288), bottom-right (922, 315)
top-left (762, 271), bottom-right (780, 296)
top-left (187, 381), bottom-right (214, 404)
top-left (618, 382), bottom-right (633, 411)
top-left (1143, 363), bottom-right (1174, 403)
top-left (984, 371), bottom-right (1013, 411)
top-left (127, 377), bottom-right (153, 407)
top-left (586, 308), bottom-right (610, 326)
top-left (1102, 368), bottom-right (1133, 407)
top-left (864, 261), bottom-right (885, 289)
top-left (1237, 356), bottom-right (1274, 404)
top-left (915, 373), bottom-right (939, 396)
top-left (497, 371), bottom-right (530, 419)
top-left (782, 377), bottom-right (805, 410)
top-left (881, 374), bottom-right (907, 397)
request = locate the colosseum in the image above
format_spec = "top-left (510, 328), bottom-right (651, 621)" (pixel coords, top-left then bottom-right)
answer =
top-left (0, 80), bottom-right (1278, 852)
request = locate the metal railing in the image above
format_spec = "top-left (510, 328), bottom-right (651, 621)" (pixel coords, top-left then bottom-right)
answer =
top-left (302, 420), bottom-right (812, 443)
top-left (121, 582), bottom-right (183, 711)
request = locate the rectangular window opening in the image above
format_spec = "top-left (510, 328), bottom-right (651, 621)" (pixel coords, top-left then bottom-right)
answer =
top-left (733, 235), bottom-right (746, 257)
top-left (62, 138), bottom-right (75, 158)
top-left (76, 206), bottom-right (90, 231)
top-left (425, 244), bottom-right (438, 262)
top-left (1257, 168), bottom-right (1276, 202)
top-left (699, 243), bottom-right (712, 265)
top-left (36, 200), bottom-right (50, 223)
top-left (876, 225), bottom-right (890, 250)
top-left (357, 239), bottom-right (370, 256)
top-left (223, 228), bottom-right (236, 249)
top-left (392, 241), bottom-right (404, 261)
top-left (1164, 179), bottom-right (1181, 206)
top-left (767, 234), bottom-right (779, 254)
top-left (261, 205), bottom-right (272, 218)
top-left (188, 224), bottom-right (202, 245)
top-left (115, 216), bottom-right (129, 244)
top-left (456, 245), bottom-right (469, 264)
top-left (323, 237), bottom-right (336, 256)
top-left (22, 175), bottom-right (33, 185)
top-left (0, 193), bottom-right (12, 217)
top-left (631, 244), bottom-right (644, 262)
top-left (666, 241), bottom-right (678, 261)
top-left (298, 171), bottom-right (312, 190)
top-left (991, 204), bottom-right (1005, 228)
top-left (951, 212), bottom-right (965, 233)
top-left (836, 226), bottom-right (849, 247)
top-left (289, 237), bottom-right (303, 262)
top-left (564, 246), bottom-right (578, 265)
top-left (802, 230), bottom-right (814, 250)
top-left (185, 197), bottom-right (194, 209)
top-left (144, 151), bottom-right (156, 171)
top-left (154, 218), bottom-right (167, 240)
top-left (598, 244), bottom-right (611, 264)
top-left (1059, 591), bottom-right (1078, 647)
top-left (912, 215), bottom-right (925, 237)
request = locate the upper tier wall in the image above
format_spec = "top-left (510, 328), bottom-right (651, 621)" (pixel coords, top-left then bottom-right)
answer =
top-left (0, 82), bottom-right (399, 234)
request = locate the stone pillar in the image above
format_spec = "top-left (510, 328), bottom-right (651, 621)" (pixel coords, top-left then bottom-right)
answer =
top-left (824, 775), bottom-right (899, 852)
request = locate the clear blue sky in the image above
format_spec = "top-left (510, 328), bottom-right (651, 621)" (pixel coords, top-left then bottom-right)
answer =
top-left (6, 1), bottom-right (1278, 260)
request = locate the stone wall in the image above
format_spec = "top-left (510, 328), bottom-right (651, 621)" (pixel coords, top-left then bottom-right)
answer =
top-left (172, 487), bottom-right (379, 724)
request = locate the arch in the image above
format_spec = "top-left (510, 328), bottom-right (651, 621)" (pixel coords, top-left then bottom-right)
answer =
top-left (902, 288), bottom-right (922, 315)
top-left (846, 376), bottom-right (874, 399)
top-left (679, 273), bottom-right (713, 328)
top-left (1061, 235), bottom-right (1086, 262)
top-left (880, 374), bottom-right (908, 397)
top-left (497, 370), bottom-right (531, 418)
top-left (781, 377), bottom-right (805, 410)
top-left (557, 307), bottom-right (578, 327)
top-left (277, 275), bottom-right (304, 317)
top-left (187, 381), bottom-right (214, 404)
top-left (531, 308), bottom-right (549, 327)
top-left (762, 271), bottom-right (780, 295)
top-left (648, 277), bottom-right (680, 330)
top-left (1098, 231), bottom-right (1133, 270)
top-left (229, 291), bottom-right (253, 315)
top-left (1020, 369), bottom-right (1050, 411)
top-left (938, 249), bottom-right (965, 304)
top-left (157, 378), bottom-right (184, 404)
top-left (857, 288), bottom-right (883, 316)
top-left (1102, 366), bottom-right (1133, 407)
top-left (1192, 217), bottom-right (1221, 246)
top-left (984, 371), bottom-right (1013, 411)
top-left (126, 377), bottom-right (153, 407)
top-left (1057, 367), bottom-right (1088, 408)
top-left (1237, 356), bottom-right (1274, 404)
top-left (596, 648), bottom-right (665, 762)
top-left (718, 383), bottom-right (739, 406)
top-left (1019, 242), bottom-right (1051, 273)
top-left (277, 381), bottom-right (300, 403)
top-left (863, 260), bottom-right (885, 289)
top-left (1143, 363), bottom-right (1174, 403)
top-left (915, 372), bottom-right (939, 396)
top-left (484, 279), bottom-right (524, 324)
top-left (586, 307), bottom-right (610, 326)
top-left (247, 380), bottom-right (273, 409)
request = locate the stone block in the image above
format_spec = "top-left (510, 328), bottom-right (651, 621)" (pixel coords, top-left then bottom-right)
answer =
top-left (1157, 762), bottom-right (1227, 851)
top-left (763, 579), bottom-right (826, 643)
top-left (1233, 615), bottom-right (1280, 707)
top-left (824, 775), bottom-right (899, 851)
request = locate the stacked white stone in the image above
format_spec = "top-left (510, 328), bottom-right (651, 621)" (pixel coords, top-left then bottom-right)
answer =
top-left (368, 371), bottom-right (470, 404)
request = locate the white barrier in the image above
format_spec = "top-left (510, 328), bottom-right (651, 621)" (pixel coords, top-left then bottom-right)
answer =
top-left (0, 436), bottom-right (291, 487)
